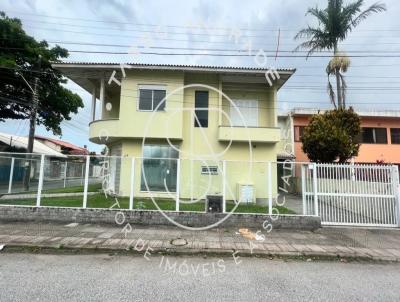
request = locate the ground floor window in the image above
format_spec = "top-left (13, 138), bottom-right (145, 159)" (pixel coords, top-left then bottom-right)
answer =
top-left (141, 145), bottom-right (179, 192)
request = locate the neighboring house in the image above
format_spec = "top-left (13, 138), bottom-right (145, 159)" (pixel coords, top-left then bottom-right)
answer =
top-left (0, 132), bottom-right (66, 183)
top-left (280, 108), bottom-right (400, 166)
top-left (35, 136), bottom-right (89, 155)
top-left (54, 62), bottom-right (295, 202)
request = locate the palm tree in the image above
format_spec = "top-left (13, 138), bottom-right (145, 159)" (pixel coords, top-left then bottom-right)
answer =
top-left (294, 0), bottom-right (386, 109)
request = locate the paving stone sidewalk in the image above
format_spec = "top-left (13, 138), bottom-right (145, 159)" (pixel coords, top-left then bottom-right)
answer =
top-left (0, 222), bottom-right (399, 261)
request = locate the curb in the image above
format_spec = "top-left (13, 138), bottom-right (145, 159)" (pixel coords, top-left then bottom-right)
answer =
top-left (2, 243), bottom-right (399, 263)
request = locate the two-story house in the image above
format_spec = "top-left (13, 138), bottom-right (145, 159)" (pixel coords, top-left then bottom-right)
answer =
top-left (54, 63), bottom-right (295, 204)
top-left (280, 108), bottom-right (400, 167)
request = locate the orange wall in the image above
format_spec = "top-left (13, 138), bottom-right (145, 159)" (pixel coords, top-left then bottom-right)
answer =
top-left (293, 115), bottom-right (400, 164)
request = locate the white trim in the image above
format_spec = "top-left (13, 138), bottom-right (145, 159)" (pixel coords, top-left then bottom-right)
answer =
top-left (138, 84), bottom-right (166, 90)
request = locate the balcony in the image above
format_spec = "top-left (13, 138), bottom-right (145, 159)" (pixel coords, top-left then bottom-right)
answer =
top-left (89, 118), bottom-right (183, 144)
top-left (218, 126), bottom-right (280, 143)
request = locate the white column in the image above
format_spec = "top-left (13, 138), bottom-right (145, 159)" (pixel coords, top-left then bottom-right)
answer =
top-left (129, 157), bottom-right (135, 210)
top-left (222, 160), bottom-right (226, 213)
top-left (313, 163), bottom-right (319, 216)
top-left (176, 158), bottom-right (181, 212)
top-left (82, 155), bottom-right (90, 208)
top-left (8, 157), bottom-right (15, 194)
top-left (268, 161), bottom-right (272, 215)
top-left (100, 78), bottom-right (105, 119)
top-left (91, 86), bottom-right (97, 122)
top-left (36, 154), bottom-right (45, 207)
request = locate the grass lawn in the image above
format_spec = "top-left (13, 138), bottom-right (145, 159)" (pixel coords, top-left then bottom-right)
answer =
top-left (0, 192), bottom-right (295, 214)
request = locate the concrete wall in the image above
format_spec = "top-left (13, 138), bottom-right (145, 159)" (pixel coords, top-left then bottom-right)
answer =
top-left (0, 206), bottom-right (321, 230)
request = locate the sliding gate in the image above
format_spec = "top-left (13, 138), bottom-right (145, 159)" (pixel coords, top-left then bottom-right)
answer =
top-left (302, 163), bottom-right (400, 227)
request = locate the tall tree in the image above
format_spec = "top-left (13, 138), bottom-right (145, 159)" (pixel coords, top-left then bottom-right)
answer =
top-left (0, 12), bottom-right (83, 135)
top-left (294, 0), bottom-right (386, 108)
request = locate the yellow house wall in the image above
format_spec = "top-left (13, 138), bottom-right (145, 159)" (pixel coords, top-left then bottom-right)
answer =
top-left (109, 71), bottom-right (279, 201)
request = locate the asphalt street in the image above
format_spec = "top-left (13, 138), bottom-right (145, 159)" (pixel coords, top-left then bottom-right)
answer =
top-left (0, 253), bottom-right (399, 301)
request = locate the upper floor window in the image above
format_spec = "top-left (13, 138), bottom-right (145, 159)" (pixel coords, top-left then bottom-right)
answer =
top-left (138, 85), bottom-right (166, 111)
top-left (391, 128), bottom-right (400, 144)
top-left (294, 126), bottom-right (305, 142)
top-left (194, 91), bottom-right (209, 127)
top-left (361, 127), bottom-right (387, 144)
top-left (230, 100), bottom-right (259, 127)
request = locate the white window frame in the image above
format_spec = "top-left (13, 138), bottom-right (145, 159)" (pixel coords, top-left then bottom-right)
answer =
top-left (137, 84), bottom-right (167, 112)
top-left (230, 99), bottom-right (259, 127)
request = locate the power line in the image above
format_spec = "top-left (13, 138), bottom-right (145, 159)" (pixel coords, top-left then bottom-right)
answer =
top-left (7, 11), bottom-right (400, 33)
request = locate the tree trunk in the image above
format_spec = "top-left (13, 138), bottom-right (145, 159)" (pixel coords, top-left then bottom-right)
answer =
top-left (334, 45), bottom-right (343, 109)
top-left (335, 68), bottom-right (343, 109)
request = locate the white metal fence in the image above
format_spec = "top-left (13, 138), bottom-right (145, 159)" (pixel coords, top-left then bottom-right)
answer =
top-left (303, 163), bottom-right (400, 227)
top-left (0, 152), bottom-right (399, 227)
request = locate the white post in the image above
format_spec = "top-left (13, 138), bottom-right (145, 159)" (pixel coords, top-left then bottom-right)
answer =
top-left (301, 165), bottom-right (306, 215)
top-left (312, 163), bottom-right (319, 216)
top-left (222, 160), bottom-right (226, 213)
top-left (63, 161), bottom-right (68, 188)
top-left (36, 154), bottom-right (45, 207)
top-left (176, 158), bottom-right (181, 212)
top-left (8, 157), bottom-right (15, 194)
top-left (392, 165), bottom-right (400, 226)
top-left (129, 157), bottom-right (135, 210)
top-left (268, 161), bottom-right (273, 215)
top-left (82, 155), bottom-right (90, 208)
top-left (91, 86), bottom-right (97, 121)
top-left (100, 78), bottom-right (105, 119)
top-left (80, 163), bottom-right (84, 185)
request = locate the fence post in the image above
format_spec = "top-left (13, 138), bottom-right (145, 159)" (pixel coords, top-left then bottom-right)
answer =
top-left (222, 160), bottom-right (226, 213)
top-left (129, 157), bottom-right (135, 210)
top-left (301, 164), bottom-right (306, 215)
top-left (392, 165), bottom-right (400, 227)
top-left (312, 163), bottom-right (319, 216)
top-left (8, 157), bottom-right (15, 194)
top-left (63, 160), bottom-right (68, 188)
top-left (82, 155), bottom-right (90, 208)
top-left (268, 161), bottom-right (272, 215)
top-left (175, 158), bottom-right (181, 212)
top-left (36, 154), bottom-right (45, 207)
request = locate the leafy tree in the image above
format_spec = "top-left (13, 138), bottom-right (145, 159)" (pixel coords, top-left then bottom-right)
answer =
top-left (294, 0), bottom-right (386, 109)
top-left (0, 12), bottom-right (83, 135)
top-left (301, 108), bottom-right (361, 163)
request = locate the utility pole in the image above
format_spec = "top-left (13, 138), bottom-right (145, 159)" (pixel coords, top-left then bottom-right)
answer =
top-left (23, 56), bottom-right (41, 191)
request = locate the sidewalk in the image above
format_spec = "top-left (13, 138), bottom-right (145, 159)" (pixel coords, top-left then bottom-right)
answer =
top-left (0, 221), bottom-right (400, 261)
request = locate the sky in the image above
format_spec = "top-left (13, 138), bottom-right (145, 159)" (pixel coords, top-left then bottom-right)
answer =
top-left (1, 0), bottom-right (399, 153)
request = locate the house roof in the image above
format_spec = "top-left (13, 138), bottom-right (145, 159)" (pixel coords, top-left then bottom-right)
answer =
top-left (0, 132), bottom-right (66, 157)
top-left (35, 135), bottom-right (88, 155)
top-left (291, 108), bottom-right (400, 118)
top-left (52, 62), bottom-right (296, 94)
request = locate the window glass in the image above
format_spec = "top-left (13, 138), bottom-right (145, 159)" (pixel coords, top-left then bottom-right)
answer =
top-left (375, 128), bottom-right (388, 144)
top-left (391, 128), bottom-right (400, 144)
top-left (194, 91), bottom-right (209, 127)
top-left (362, 128), bottom-right (375, 144)
top-left (138, 89), bottom-right (152, 111)
top-left (141, 145), bottom-right (178, 192)
top-left (153, 90), bottom-right (166, 111)
top-left (294, 126), bottom-right (305, 142)
top-left (361, 128), bottom-right (387, 144)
